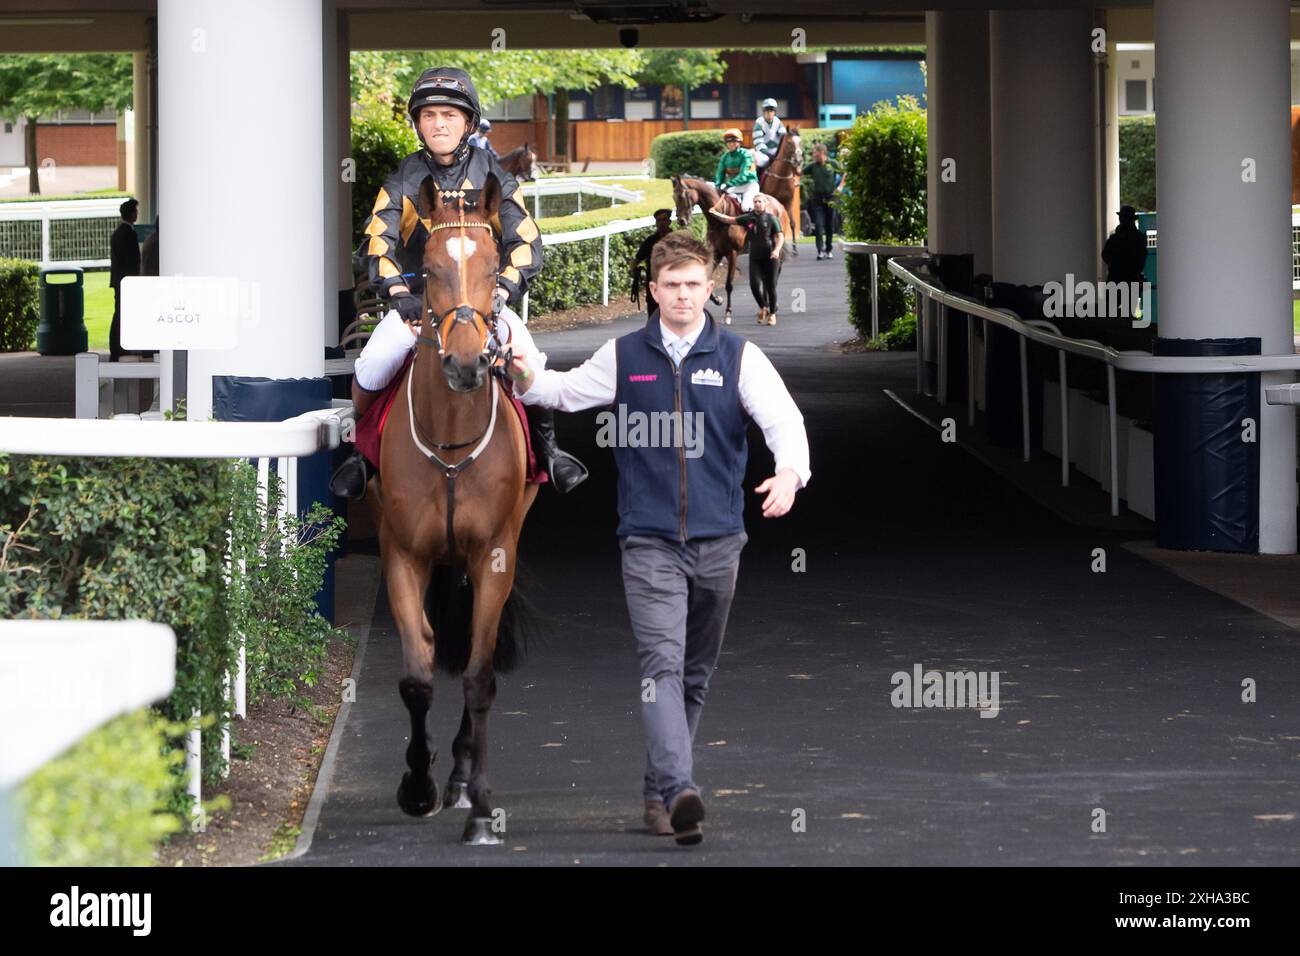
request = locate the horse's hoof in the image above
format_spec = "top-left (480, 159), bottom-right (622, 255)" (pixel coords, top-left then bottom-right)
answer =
top-left (396, 773), bottom-right (442, 817)
top-left (446, 779), bottom-right (473, 809)
top-left (462, 816), bottom-right (503, 846)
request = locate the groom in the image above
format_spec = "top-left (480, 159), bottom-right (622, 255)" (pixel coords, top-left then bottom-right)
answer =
top-left (507, 229), bottom-right (810, 846)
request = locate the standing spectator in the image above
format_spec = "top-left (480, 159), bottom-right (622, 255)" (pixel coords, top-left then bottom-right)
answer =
top-left (1101, 205), bottom-right (1148, 283)
top-left (802, 143), bottom-right (843, 260)
top-left (630, 208), bottom-right (673, 316)
top-left (109, 198), bottom-right (140, 360)
top-left (467, 118), bottom-right (498, 158)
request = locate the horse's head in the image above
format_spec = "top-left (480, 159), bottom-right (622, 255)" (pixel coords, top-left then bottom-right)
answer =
top-left (787, 127), bottom-right (803, 168)
top-left (520, 144), bottom-right (539, 182)
top-left (671, 175), bottom-right (695, 227)
top-left (416, 173), bottom-right (502, 393)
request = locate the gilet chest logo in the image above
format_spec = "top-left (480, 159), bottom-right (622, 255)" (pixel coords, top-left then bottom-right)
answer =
top-left (628, 373), bottom-right (657, 382)
top-left (690, 368), bottom-right (724, 387)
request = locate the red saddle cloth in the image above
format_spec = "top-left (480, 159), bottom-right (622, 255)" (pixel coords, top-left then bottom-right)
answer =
top-left (353, 354), bottom-right (547, 485)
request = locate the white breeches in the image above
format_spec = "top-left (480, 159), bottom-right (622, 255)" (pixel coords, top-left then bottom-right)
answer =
top-left (729, 180), bottom-right (760, 212)
top-left (353, 305), bottom-right (546, 393)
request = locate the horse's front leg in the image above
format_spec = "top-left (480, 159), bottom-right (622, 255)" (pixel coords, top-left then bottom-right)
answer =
top-left (384, 539), bottom-right (441, 817)
top-left (459, 542), bottom-right (516, 845)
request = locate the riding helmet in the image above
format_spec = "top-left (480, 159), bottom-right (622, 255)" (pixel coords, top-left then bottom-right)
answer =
top-left (407, 67), bottom-right (483, 157)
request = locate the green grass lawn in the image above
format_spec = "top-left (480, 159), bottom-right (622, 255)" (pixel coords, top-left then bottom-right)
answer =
top-left (82, 269), bottom-right (112, 351)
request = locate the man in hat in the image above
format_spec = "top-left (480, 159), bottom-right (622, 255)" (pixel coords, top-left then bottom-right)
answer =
top-left (1101, 205), bottom-right (1149, 284)
top-left (630, 208), bottom-right (674, 316)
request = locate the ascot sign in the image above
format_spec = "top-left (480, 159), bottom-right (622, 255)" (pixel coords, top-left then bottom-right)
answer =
top-left (121, 276), bottom-right (249, 350)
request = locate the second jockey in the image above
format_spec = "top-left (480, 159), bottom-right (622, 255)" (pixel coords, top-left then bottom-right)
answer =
top-left (713, 128), bottom-right (759, 213)
top-left (330, 66), bottom-right (588, 499)
top-left (751, 97), bottom-right (786, 183)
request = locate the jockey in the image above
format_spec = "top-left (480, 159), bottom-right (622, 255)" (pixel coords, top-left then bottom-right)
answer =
top-left (329, 66), bottom-right (588, 499)
top-left (751, 98), bottom-right (786, 180)
top-left (713, 128), bottom-right (759, 213)
top-left (467, 118), bottom-right (498, 159)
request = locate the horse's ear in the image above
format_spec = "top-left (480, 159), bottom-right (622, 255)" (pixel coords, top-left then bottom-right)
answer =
top-left (417, 175), bottom-right (439, 219)
top-left (481, 172), bottom-right (502, 216)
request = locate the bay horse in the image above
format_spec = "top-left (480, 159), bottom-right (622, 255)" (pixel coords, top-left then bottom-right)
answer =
top-left (370, 171), bottom-right (540, 845)
top-left (759, 128), bottom-right (803, 257)
top-left (671, 174), bottom-right (792, 324)
top-left (498, 144), bottom-right (539, 182)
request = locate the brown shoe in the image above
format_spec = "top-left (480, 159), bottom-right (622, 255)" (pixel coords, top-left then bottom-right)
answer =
top-left (668, 788), bottom-right (705, 846)
top-left (644, 799), bottom-right (674, 836)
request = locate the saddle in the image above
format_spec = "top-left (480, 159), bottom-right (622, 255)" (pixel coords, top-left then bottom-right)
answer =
top-left (717, 193), bottom-right (743, 217)
top-left (353, 353), bottom-right (547, 485)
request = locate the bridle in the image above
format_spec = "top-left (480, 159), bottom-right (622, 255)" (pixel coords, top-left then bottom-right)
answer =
top-left (762, 133), bottom-right (803, 183)
top-left (404, 190), bottom-right (512, 568)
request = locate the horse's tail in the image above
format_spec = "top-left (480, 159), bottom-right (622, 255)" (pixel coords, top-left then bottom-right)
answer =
top-left (427, 557), bottom-right (543, 676)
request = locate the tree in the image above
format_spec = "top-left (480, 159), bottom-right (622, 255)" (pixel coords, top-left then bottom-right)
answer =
top-left (635, 50), bottom-right (727, 130)
top-left (0, 54), bottom-right (133, 195)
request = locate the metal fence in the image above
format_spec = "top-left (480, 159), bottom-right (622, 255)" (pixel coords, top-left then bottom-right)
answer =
top-left (0, 197), bottom-right (124, 268)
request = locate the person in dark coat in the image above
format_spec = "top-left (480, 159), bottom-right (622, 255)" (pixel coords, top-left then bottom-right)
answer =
top-left (140, 217), bottom-right (159, 278)
top-left (631, 208), bottom-right (673, 316)
top-left (1101, 205), bottom-right (1148, 283)
top-left (109, 198), bottom-right (141, 360)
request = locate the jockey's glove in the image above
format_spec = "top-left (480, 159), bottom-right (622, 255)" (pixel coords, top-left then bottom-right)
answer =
top-left (390, 292), bottom-right (425, 324)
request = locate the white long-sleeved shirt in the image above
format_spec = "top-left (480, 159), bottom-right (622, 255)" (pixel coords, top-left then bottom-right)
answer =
top-left (520, 323), bottom-right (811, 489)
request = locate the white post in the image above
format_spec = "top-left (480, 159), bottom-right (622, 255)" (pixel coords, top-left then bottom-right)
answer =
top-left (74, 352), bottom-right (99, 419)
top-left (534, 191), bottom-right (541, 220)
top-left (601, 232), bottom-right (610, 306)
top-left (870, 252), bottom-right (879, 340)
top-left (521, 291), bottom-right (530, 325)
top-left (186, 707), bottom-right (202, 827)
top-left (40, 213), bottom-right (50, 267)
top-left (966, 314), bottom-right (976, 427)
top-left (1019, 335), bottom-right (1030, 463)
top-left (220, 671), bottom-right (231, 778)
top-left (1058, 351), bottom-right (1069, 486)
top-left (1107, 364), bottom-right (1119, 517)
top-left (937, 303), bottom-right (948, 405)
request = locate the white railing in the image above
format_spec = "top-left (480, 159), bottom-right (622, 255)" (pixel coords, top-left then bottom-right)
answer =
top-left (0, 197), bottom-right (124, 267)
top-left (519, 178), bottom-right (645, 220)
top-left (74, 352), bottom-right (163, 419)
top-left (521, 213), bottom-right (659, 323)
top-left (0, 403), bottom-right (352, 826)
top-left (840, 241), bottom-right (930, 340)
top-left (887, 254), bottom-right (1300, 518)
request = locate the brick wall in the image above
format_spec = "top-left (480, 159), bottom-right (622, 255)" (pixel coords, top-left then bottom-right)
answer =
top-left (34, 124), bottom-right (116, 167)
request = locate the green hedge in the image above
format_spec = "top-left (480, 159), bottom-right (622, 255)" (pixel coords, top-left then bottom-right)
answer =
top-left (0, 257), bottom-right (39, 352)
top-left (15, 708), bottom-right (183, 866)
top-left (649, 129), bottom-right (728, 181)
top-left (0, 451), bottom-right (345, 843)
top-left (1119, 115), bottom-right (1156, 212)
top-left (839, 97), bottom-right (927, 343)
top-left (0, 454), bottom-right (235, 814)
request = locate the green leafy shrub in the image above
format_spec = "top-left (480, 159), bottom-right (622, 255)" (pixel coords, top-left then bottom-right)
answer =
top-left (648, 129), bottom-right (728, 181)
top-left (838, 96), bottom-right (927, 344)
top-left (15, 709), bottom-right (184, 866)
top-left (349, 60), bottom-right (420, 244)
top-left (0, 257), bottom-right (39, 352)
top-left (1119, 115), bottom-right (1156, 212)
top-left (227, 460), bottom-right (346, 710)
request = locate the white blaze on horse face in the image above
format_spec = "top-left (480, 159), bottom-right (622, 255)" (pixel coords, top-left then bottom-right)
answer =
top-left (444, 235), bottom-right (478, 264)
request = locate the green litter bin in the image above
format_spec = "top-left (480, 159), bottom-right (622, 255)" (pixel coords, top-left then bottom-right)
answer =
top-left (36, 267), bottom-right (88, 356)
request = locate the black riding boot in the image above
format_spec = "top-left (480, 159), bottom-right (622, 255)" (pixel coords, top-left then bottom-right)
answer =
top-left (530, 407), bottom-right (588, 493)
top-left (329, 449), bottom-right (375, 500)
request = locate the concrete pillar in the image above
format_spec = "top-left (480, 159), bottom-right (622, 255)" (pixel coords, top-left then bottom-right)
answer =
top-left (158, 0), bottom-right (326, 423)
top-left (989, 8), bottom-right (1097, 285)
top-left (925, 10), bottom-right (992, 275)
top-left (131, 51), bottom-right (152, 225)
top-left (1155, 0), bottom-right (1296, 553)
top-left (1102, 34), bottom-right (1121, 277)
top-left (334, 7), bottom-right (352, 347)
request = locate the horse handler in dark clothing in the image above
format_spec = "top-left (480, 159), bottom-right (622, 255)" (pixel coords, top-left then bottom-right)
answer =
top-left (509, 230), bottom-right (811, 845)
top-left (1102, 205), bottom-right (1149, 283)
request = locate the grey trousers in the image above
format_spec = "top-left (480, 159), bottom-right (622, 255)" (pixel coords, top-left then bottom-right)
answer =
top-left (619, 531), bottom-right (748, 807)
